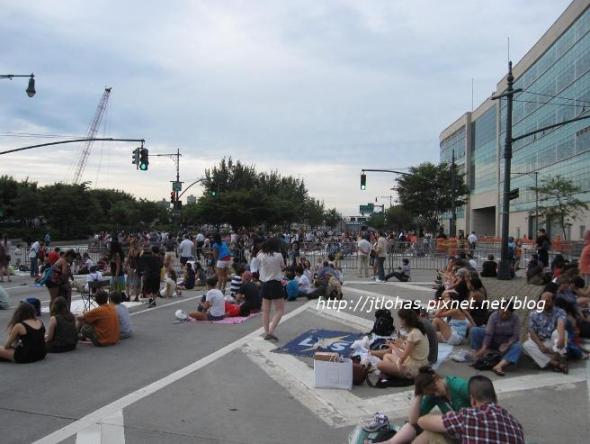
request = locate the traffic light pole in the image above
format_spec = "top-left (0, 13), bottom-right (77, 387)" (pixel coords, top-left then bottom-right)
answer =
top-left (0, 137), bottom-right (145, 156)
top-left (152, 149), bottom-right (182, 208)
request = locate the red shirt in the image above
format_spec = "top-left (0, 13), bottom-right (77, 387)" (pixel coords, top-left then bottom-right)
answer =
top-left (47, 251), bottom-right (60, 265)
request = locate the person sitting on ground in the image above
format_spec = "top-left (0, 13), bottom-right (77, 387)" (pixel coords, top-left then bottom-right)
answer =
top-left (555, 297), bottom-right (589, 360)
top-left (572, 275), bottom-right (590, 307)
top-left (414, 306), bottom-right (438, 365)
top-left (0, 285), bottom-right (10, 310)
top-left (470, 301), bottom-right (522, 376)
top-left (188, 276), bottom-right (225, 321)
top-left (467, 289), bottom-right (489, 327)
top-left (160, 269), bottom-right (178, 298)
top-left (370, 308), bottom-right (429, 380)
top-left (417, 375), bottom-right (525, 444)
top-left (76, 290), bottom-right (120, 346)
top-left (556, 275), bottom-right (590, 338)
top-left (432, 291), bottom-right (471, 345)
top-left (0, 302), bottom-right (46, 363)
top-left (285, 271), bottom-right (300, 301)
top-left (384, 258), bottom-right (411, 282)
top-left (386, 366), bottom-right (470, 444)
top-left (523, 290), bottom-right (568, 373)
top-left (182, 262), bottom-right (196, 290)
top-left (45, 296), bottom-right (78, 353)
top-left (234, 271), bottom-right (262, 315)
top-left (294, 265), bottom-right (315, 298)
top-left (110, 291), bottom-right (132, 339)
top-left (527, 253), bottom-right (546, 285)
top-left (481, 254), bottom-right (497, 278)
top-left (78, 252), bottom-right (94, 274)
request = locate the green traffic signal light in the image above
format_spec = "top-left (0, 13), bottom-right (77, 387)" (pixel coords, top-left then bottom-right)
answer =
top-left (139, 162), bottom-right (148, 171)
top-left (211, 191), bottom-right (217, 197)
top-left (360, 173), bottom-right (367, 190)
top-left (138, 148), bottom-right (149, 171)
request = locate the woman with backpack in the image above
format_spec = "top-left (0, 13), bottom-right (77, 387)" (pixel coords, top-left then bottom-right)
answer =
top-left (387, 366), bottom-right (470, 443)
top-left (370, 308), bottom-right (429, 379)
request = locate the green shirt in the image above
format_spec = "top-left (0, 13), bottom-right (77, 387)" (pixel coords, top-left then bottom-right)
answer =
top-left (419, 376), bottom-right (470, 415)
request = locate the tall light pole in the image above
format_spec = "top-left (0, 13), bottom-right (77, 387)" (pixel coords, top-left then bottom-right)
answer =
top-left (492, 62), bottom-right (522, 280)
top-left (1, 73), bottom-right (35, 97)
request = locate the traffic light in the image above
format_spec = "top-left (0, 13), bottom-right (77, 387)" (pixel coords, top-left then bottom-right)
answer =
top-left (210, 190), bottom-right (217, 197)
top-left (139, 148), bottom-right (149, 171)
top-left (170, 192), bottom-right (175, 203)
top-left (509, 188), bottom-right (519, 200)
top-left (132, 148), bottom-right (140, 167)
top-left (360, 173), bottom-right (367, 190)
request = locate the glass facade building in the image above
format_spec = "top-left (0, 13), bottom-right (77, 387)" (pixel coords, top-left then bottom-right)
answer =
top-left (440, 0), bottom-right (590, 240)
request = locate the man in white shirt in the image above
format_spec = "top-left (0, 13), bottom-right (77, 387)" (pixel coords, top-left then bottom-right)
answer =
top-left (189, 276), bottom-right (225, 321)
top-left (178, 235), bottom-right (194, 265)
top-left (467, 231), bottom-right (478, 255)
top-left (29, 239), bottom-right (42, 277)
top-left (357, 234), bottom-right (372, 278)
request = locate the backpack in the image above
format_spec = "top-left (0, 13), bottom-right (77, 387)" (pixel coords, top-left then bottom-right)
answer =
top-left (370, 309), bottom-right (395, 337)
top-left (472, 351), bottom-right (502, 370)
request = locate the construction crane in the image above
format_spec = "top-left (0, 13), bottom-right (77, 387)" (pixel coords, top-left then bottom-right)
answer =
top-left (71, 87), bottom-right (112, 184)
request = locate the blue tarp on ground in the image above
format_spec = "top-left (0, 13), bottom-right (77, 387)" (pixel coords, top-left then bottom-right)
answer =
top-left (272, 329), bottom-right (363, 358)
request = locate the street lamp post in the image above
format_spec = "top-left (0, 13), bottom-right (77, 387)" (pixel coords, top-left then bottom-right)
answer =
top-left (1, 73), bottom-right (35, 97)
top-left (492, 62), bottom-right (522, 280)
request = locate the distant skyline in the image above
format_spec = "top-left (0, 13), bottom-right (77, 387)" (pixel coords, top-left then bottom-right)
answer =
top-left (0, 0), bottom-right (572, 215)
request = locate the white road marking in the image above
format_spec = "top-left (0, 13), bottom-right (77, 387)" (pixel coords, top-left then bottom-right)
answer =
top-left (75, 410), bottom-right (125, 444)
top-left (244, 298), bottom-right (589, 428)
top-left (32, 301), bottom-right (314, 444)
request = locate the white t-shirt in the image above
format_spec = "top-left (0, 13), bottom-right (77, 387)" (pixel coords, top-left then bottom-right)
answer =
top-left (206, 289), bottom-right (225, 317)
top-left (178, 239), bottom-right (194, 258)
top-left (296, 274), bottom-right (312, 294)
top-left (468, 233), bottom-right (478, 244)
top-left (249, 256), bottom-right (260, 274)
top-left (357, 239), bottom-right (371, 256)
top-left (257, 252), bottom-right (284, 282)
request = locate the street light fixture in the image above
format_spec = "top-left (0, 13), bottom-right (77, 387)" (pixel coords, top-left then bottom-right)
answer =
top-left (1, 73), bottom-right (36, 97)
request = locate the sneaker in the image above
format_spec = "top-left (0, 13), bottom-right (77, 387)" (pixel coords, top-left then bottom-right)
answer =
top-left (361, 412), bottom-right (389, 432)
top-left (148, 298), bottom-right (156, 308)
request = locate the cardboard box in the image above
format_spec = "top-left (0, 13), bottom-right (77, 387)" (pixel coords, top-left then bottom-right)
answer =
top-left (314, 352), bottom-right (340, 362)
top-left (314, 357), bottom-right (353, 390)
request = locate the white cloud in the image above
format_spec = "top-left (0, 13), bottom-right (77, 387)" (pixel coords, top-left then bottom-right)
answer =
top-left (0, 0), bottom-right (573, 216)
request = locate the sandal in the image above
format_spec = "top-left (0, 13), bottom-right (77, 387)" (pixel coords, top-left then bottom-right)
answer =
top-left (492, 367), bottom-right (505, 377)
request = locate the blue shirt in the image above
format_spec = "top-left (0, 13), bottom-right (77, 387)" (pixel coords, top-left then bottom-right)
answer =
top-left (213, 242), bottom-right (231, 259)
top-left (115, 304), bottom-right (133, 338)
top-left (529, 307), bottom-right (566, 340)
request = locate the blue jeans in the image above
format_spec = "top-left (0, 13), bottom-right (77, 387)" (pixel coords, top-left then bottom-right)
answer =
top-left (470, 326), bottom-right (522, 364)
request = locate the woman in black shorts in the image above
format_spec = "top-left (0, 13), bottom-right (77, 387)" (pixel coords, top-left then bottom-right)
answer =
top-left (0, 302), bottom-right (46, 363)
top-left (257, 237), bottom-right (286, 341)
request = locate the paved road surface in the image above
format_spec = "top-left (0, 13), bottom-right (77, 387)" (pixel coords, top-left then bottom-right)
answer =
top-left (0, 270), bottom-right (588, 443)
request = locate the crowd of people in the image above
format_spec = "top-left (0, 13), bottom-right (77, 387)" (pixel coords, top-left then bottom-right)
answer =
top-left (3, 226), bottom-right (590, 443)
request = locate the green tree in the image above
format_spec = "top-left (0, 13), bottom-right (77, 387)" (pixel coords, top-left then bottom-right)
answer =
top-left (303, 197), bottom-right (325, 226)
top-left (367, 212), bottom-right (385, 230)
top-left (323, 208), bottom-right (342, 228)
top-left (385, 205), bottom-right (413, 231)
top-left (530, 175), bottom-right (588, 240)
top-left (396, 162), bottom-right (469, 231)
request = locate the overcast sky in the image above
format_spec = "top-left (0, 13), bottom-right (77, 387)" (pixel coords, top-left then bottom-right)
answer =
top-left (0, 0), bottom-right (572, 215)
